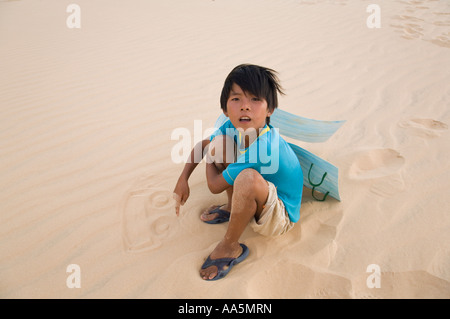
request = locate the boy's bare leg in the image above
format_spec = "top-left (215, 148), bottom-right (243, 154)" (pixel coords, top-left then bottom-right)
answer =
top-left (201, 135), bottom-right (236, 222)
top-left (200, 168), bottom-right (269, 280)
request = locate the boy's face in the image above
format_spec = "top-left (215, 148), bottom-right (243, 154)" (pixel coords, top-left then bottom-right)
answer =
top-left (224, 83), bottom-right (272, 131)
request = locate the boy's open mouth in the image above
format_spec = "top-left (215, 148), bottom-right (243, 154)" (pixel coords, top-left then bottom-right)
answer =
top-left (239, 116), bottom-right (251, 122)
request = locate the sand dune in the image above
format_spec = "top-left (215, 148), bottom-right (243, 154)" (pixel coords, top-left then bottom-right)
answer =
top-left (0, 0), bottom-right (449, 298)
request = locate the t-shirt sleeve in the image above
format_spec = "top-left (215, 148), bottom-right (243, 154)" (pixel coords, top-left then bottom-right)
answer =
top-left (210, 119), bottom-right (233, 142)
top-left (222, 158), bottom-right (256, 185)
top-left (221, 136), bottom-right (268, 185)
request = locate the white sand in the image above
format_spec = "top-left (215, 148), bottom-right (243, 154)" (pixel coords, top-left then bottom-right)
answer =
top-left (1, 0), bottom-right (449, 298)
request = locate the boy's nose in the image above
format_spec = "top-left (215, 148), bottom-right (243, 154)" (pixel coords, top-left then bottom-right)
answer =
top-left (241, 102), bottom-right (250, 111)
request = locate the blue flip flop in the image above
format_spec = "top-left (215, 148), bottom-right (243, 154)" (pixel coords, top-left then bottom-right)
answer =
top-left (201, 243), bottom-right (249, 281)
top-left (202, 206), bottom-right (230, 224)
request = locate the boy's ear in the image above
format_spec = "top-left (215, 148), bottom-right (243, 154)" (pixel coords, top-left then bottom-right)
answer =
top-left (223, 108), bottom-right (229, 117)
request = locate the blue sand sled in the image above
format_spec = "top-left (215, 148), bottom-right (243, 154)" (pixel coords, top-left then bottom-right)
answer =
top-left (271, 109), bottom-right (345, 143)
top-left (214, 109), bottom-right (345, 201)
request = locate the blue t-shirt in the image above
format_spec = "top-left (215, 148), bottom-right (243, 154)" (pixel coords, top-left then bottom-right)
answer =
top-left (210, 119), bottom-right (303, 223)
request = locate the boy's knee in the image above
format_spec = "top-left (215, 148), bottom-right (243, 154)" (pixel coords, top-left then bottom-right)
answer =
top-left (234, 168), bottom-right (265, 192)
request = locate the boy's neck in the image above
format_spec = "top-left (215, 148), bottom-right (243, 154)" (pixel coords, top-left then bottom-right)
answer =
top-left (238, 125), bottom-right (269, 149)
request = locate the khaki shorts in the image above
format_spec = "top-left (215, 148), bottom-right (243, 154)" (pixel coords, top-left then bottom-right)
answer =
top-left (250, 181), bottom-right (295, 237)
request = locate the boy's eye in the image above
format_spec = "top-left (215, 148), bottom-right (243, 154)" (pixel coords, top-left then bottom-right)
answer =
top-left (231, 98), bottom-right (239, 101)
top-left (252, 97), bottom-right (261, 102)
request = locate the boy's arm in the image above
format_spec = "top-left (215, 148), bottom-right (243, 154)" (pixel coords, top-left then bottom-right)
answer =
top-left (205, 162), bottom-right (230, 195)
top-left (179, 138), bottom-right (210, 180)
top-left (173, 138), bottom-right (210, 215)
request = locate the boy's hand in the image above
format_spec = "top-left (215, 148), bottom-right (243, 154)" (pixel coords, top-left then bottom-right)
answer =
top-left (173, 176), bottom-right (189, 216)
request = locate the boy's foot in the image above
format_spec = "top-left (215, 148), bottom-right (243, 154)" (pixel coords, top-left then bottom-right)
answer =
top-left (200, 204), bottom-right (230, 223)
top-left (200, 241), bottom-right (248, 280)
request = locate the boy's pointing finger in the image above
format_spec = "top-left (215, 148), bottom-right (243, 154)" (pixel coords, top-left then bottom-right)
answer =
top-left (173, 193), bottom-right (181, 215)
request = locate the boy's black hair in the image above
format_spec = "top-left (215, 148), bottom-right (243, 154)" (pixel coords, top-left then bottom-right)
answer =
top-left (220, 64), bottom-right (284, 125)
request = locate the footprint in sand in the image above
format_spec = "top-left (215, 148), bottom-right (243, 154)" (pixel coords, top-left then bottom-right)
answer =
top-left (388, 1), bottom-right (450, 48)
top-left (349, 148), bottom-right (405, 180)
top-left (399, 118), bottom-right (448, 139)
top-left (121, 180), bottom-right (178, 253)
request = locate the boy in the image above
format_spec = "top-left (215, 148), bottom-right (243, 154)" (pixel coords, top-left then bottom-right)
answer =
top-left (173, 64), bottom-right (303, 281)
